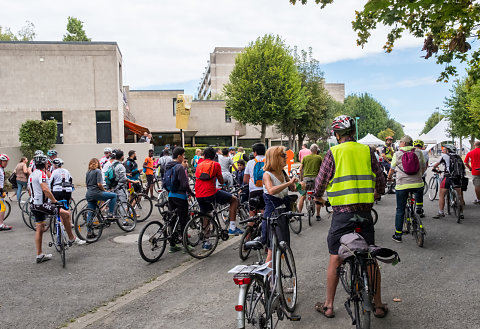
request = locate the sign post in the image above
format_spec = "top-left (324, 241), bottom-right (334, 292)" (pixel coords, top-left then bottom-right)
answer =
top-left (176, 94), bottom-right (192, 148)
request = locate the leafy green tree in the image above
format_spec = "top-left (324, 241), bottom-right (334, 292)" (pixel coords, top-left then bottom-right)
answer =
top-left (378, 128), bottom-right (395, 141)
top-left (224, 35), bottom-right (306, 143)
top-left (343, 93), bottom-right (387, 139)
top-left (420, 111), bottom-right (444, 135)
top-left (19, 120), bottom-right (57, 159)
top-left (0, 21), bottom-right (35, 41)
top-left (467, 83), bottom-right (480, 141)
top-left (289, 0), bottom-right (480, 83)
top-left (63, 16), bottom-right (91, 41)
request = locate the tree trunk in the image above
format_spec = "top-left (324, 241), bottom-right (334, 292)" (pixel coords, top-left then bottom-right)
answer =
top-left (471, 135), bottom-right (475, 150)
top-left (260, 123), bottom-right (267, 145)
top-left (459, 137), bottom-right (463, 156)
top-left (288, 133), bottom-right (293, 150)
top-left (298, 134), bottom-right (306, 152)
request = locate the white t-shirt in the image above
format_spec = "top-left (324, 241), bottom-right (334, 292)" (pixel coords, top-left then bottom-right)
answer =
top-left (0, 167), bottom-right (4, 189)
top-left (100, 156), bottom-right (109, 168)
top-left (29, 169), bottom-right (48, 205)
top-left (245, 155), bottom-right (265, 192)
top-left (102, 160), bottom-right (113, 184)
top-left (50, 168), bottom-right (73, 192)
top-left (436, 154), bottom-right (451, 174)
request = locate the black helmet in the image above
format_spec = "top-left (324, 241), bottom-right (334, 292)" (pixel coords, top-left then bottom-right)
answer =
top-left (34, 154), bottom-right (48, 166)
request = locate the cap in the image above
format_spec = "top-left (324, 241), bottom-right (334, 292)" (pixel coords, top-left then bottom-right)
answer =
top-left (400, 135), bottom-right (413, 143)
top-left (386, 136), bottom-right (393, 140)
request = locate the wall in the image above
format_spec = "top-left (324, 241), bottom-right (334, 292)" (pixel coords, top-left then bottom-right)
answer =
top-left (0, 143), bottom-right (151, 186)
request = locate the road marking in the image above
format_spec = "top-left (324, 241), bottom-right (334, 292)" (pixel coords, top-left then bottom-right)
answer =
top-left (67, 235), bottom-right (241, 328)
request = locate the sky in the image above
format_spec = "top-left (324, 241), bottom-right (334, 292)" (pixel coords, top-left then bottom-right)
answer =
top-left (1, 0), bottom-right (469, 138)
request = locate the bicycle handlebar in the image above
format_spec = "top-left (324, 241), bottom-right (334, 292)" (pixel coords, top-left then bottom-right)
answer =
top-left (239, 215), bottom-right (261, 225)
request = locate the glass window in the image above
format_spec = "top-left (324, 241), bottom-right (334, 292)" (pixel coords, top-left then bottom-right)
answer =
top-left (195, 136), bottom-right (231, 147)
top-left (96, 111), bottom-right (111, 143)
top-left (41, 111), bottom-right (63, 144)
top-left (225, 108), bottom-right (232, 123)
top-left (173, 98), bottom-right (177, 116)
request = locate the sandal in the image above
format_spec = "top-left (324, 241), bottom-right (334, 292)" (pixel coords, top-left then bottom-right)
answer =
top-left (0, 225), bottom-right (12, 231)
top-left (315, 302), bottom-right (335, 318)
top-left (373, 304), bottom-right (389, 318)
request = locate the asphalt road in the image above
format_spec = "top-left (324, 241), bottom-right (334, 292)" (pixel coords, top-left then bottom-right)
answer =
top-left (1, 170), bottom-right (480, 329)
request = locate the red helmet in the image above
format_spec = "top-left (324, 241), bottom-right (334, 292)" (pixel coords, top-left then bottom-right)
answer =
top-left (331, 115), bottom-right (355, 136)
top-left (0, 154), bottom-right (10, 161)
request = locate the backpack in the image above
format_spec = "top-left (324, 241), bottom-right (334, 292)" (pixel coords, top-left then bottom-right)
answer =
top-left (197, 160), bottom-right (215, 181)
top-left (253, 159), bottom-right (265, 187)
top-left (105, 162), bottom-right (120, 188)
top-left (448, 154), bottom-right (465, 178)
top-left (399, 149), bottom-right (420, 175)
top-left (8, 172), bottom-right (17, 187)
top-left (163, 163), bottom-right (180, 192)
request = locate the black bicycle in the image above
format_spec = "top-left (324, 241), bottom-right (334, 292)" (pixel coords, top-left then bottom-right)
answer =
top-left (428, 169), bottom-right (441, 201)
top-left (403, 192), bottom-right (426, 247)
top-left (238, 197), bottom-right (263, 261)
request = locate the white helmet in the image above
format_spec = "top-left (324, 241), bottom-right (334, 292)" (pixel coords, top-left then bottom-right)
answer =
top-left (104, 147), bottom-right (113, 153)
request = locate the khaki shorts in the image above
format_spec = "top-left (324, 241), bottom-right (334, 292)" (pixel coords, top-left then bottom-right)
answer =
top-left (303, 177), bottom-right (316, 191)
top-left (473, 175), bottom-right (480, 187)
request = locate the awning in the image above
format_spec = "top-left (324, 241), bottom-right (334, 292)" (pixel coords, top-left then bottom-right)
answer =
top-left (124, 119), bottom-right (149, 136)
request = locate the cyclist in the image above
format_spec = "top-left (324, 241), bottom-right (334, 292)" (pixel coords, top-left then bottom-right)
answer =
top-left (143, 149), bottom-right (156, 198)
top-left (298, 143), bottom-right (312, 162)
top-left (431, 145), bottom-right (466, 219)
top-left (30, 154), bottom-right (85, 263)
top-left (195, 147), bottom-right (242, 241)
top-left (413, 139), bottom-right (429, 217)
top-left (228, 146), bottom-right (236, 159)
top-left (100, 147), bottom-right (112, 168)
top-left (192, 149), bottom-right (202, 173)
top-left (158, 149), bottom-right (172, 180)
top-left (0, 154), bottom-right (12, 231)
top-left (387, 136), bottom-right (426, 242)
top-left (297, 143), bottom-right (322, 220)
top-left (381, 136), bottom-right (395, 173)
top-left (163, 147), bottom-right (195, 252)
top-left (46, 150), bottom-right (58, 174)
top-left (28, 150), bottom-right (44, 175)
top-left (102, 150), bottom-right (116, 185)
top-left (124, 150), bottom-right (142, 194)
top-left (218, 148), bottom-right (237, 188)
top-left (112, 150), bottom-right (139, 203)
top-left (231, 146), bottom-right (248, 173)
top-left (50, 158), bottom-right (74, 204)
top-left (244, 143), bottom-right (267, 218)
top-left (314, 115), bottom-right (387, 318)
top-left (464, 141), bottom-right (480, 204)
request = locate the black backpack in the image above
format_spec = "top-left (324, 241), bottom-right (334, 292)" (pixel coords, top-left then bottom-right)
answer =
top-left (448, 154), bottom-right (465, 178)
top-left (163, 163), bottom-right (181, 192)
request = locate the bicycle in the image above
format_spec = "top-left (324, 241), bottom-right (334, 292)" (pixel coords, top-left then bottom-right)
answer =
top-left (444, 176), bottom-right (463, 223)
top-left (47, 200), bottom-right (70, 268)
top-left (238, 197), bottom-right (264, 261)
top-left (230, 211), bottom-right (303, 329)
top-left (403, 192), bottom-right (426, 247)
top-left (23, 198), bottom-right (76, 231)
top-left (127, 185), bottom-right (153, 222)
top-left (2, 192), bottom-right (12, 220)
top-left (428, 168), bottom-right (442, 201)
top-left (74, 198), bottom-right (136, 243)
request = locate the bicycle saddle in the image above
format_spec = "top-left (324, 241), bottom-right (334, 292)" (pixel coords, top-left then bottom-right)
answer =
top-left (288, 194), bottom-right (298, 202)
top-left (249, 197), bottom-right (261, 209)
top-left (244, 239), bottom-right (263, 251)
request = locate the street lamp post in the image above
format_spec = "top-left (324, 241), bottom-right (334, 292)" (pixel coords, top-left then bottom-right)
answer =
top-left (355, 117), bottom-right (360, 141)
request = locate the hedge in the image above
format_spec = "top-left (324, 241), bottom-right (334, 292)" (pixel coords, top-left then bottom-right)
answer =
top-left (183, 147), bottom-right (253, 162)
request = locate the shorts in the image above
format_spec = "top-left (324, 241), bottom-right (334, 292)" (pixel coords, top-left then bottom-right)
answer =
top-left (52, 191), bottom-right (72, 203)
top-left (197, 190), bottom-right (233, 214)
top-left (146, 174), bottom-right (154, 185)
top-left (303, 177), bottom-right (316, 191)
top-left (0, 198), bottom-right (6, 213)
top-left (327, 211), bottom-right (375, 255)
top-left (473, 175), bottom-right (480, 187)
top-left (30, 203), bottom-right (57, 223)
top-left (440, 176), bottom-right (461, 190)
top-left (249, 190), bottom-right (265, 212)
top-left (133, 182), bottom-right (142, 193)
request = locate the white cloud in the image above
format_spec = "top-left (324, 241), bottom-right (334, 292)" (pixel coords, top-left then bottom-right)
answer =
top-left (0, 0), bottom-right (423, 88)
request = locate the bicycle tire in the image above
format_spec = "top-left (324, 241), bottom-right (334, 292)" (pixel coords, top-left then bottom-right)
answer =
top-left (69, 198), bottom-right (77, 220)
top-left (276, 244), bottom-right (297, 313)
top-left (22, 201), bottom-right (34, 230)
top-left (428, 177), bottom-right (437, 201)
top-left (18, 191), bottom-right (29, 210)
top-left (138, 221), bottom-right (167, 263)
top-left (132, 193), bottom-right (153, 222)
top-left (61, 232), bottom-right (66, 268)
top-left (50, 219), bottom-right (63, 252)
top-left (423, 180), bottom-right (428, 195)
top-left (371, 208), bottom-right (378, 225)
top-left (183, 214), bottom-right (219, 259)
top-left (354, 270), bottom-right (371, 329)
top-left (452, 190), bottom-right (462, 223)
top-left (268, 293), bottom-right (281, 329)
top-left (339, 258), bottom-right (354, 294)
top-left (288, 214), bottom-right (302, 235)
top-left (73, 198), bottom-right (88, 219)
top-left (4, 199), bottom-right (11, 220)
top-left (244, 276), bottom-right (268, 329)
top-left (116, 202), bottom-right (137, 232)
top-left (239, 225), bottom-right (255, 261)
top-left (75, 208), bottom-right (103, 243)
top-left (446, 191), bottom-right (451, 215)
top-left (412, 215), bottom-right (425, 248)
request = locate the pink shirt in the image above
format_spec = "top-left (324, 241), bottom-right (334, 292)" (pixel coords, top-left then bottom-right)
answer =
top-left (298, 148), bottom-right (312, 162)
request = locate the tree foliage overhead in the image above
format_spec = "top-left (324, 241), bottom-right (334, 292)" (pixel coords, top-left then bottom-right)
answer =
top-left (223, 34), bottom-right (306, 143)
top-left (19, 120), bottom-right (57, 159)
top-left (63, 16), bottom-right (91, 42)
top-left (0, 21), bottom-right (35, 41)
top-left (420, 111), bottom-right (444, 135)
top-left (289, 0), bottom-right (480, 83)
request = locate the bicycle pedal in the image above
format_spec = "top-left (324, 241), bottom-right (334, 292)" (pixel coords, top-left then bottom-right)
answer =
top-left (289, 314), bottom-right (301, 321)
top-left (48, 242), bottom-right (53, 247)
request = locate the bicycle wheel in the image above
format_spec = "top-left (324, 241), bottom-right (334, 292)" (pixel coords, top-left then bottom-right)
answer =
top-left (4, 200), bottom-right (11, 220)
top-left (446, 191), bottom-right (451, 215)
top-left (371, 208), bottom-right (378, 225)
top-left (307, 200), bottom-right (313, 227)
top-left (132, 193), bottom-right (153, 222)
top-left (239, 226), bottom-right (255, 261)
top-left (423, 180), bottom-right (428, 196)
top-left (428, 177), bottom-right (437, 201)
top-left (244, 276), bottom-right (268, 329)
top-left (60, 227), bottom-right (67, 268)
top-left (116, 202), bottom-right (137, 232)
top-left (18, 191), bottom-right (29, 210)
top-left (183, 214), bottom-right (219, 259)
top-left (69, 198), bottom-right (77, 219)
top-left (156, 190), bottom-right (168, 215)
top-left (451, 190), bottom-right (462, 223)
top-left (354, 270), bottom-right (371, 329)
top-left (138, 221), bottom-right (167, 263)
top-left (411, 215), bottom-right (425, 248)
top-left (276, 244), bottom-right (297, 313)
top-left (75, 208), bottom-right (103, 243)
top-left (50, 220), bottom-right (63, 252)
top-left (339, 258), bottom-right (354, 294)
top-left (22, 201), bottom-right (34, 230)
top-left (289, 202), bottom-right (302, 234)
top-left (73, 198), bottom-right (88, 218)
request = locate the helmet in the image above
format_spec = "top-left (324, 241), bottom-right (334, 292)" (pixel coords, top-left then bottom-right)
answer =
top-left (52, 158), bottom-right (64, 167)
top-left (0, 154), bottom-right (10, 161)
top-left (413, 140), bottom-right (424, 148)
top-left (104, 147), bottom-right (112, 153)
top-left (444, 144), bottom-right (456, 153)
top-left (331, 115), bottom-right (355, 136)
top-left (34, 154), bottom-right (48, 166)
top-left (34, 150), bottom-right (44, 156)
top-left (47, 150), bottom-right (57, 157)
top-left (385, 136), bottom-right (393, 141)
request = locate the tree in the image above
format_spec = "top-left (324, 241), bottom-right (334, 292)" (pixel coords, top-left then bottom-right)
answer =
top-left (289, 0), bottom-right (480, 83)
top-left (19, 120), bottom-right (57, 159)
top-left (378, 128), bottom-right (395, 141)
top-left (224, 35), bottom-right (306, 143)
top-left (420, 111), bottom-right (444, 135)
top-left (0, 21), bottom-right (35, 41)
top-left (63, 16), bottom-right (91, 42)
top-left (467, 82), bottom-right (480, 141)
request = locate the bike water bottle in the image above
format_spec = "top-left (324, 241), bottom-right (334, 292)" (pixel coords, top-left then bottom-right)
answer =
top-left (296, 182), bottom-right (306, 196)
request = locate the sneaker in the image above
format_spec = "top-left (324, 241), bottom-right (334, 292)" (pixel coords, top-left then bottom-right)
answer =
top-left (392, 234), bottom-right (402, 243)
top-left (68, 237), bottom-right (86, 247)
top-left (316, 215), bottom-right (321, 221)
top-left (182, 245), bottom-right (195, 253)
top-left (228, 227), bottom-right (244, 236)
top-left (0, 224), bottom-right (13, 231)
top-left (202, 241), bottom-right (213, 250)
top-left (169, 245), bottom-right (182, 253)
top-left (432, 212), bottom-right (445, 219)
top-left (460, 212), bottom-right (464, 219)
top-left (36, 253), bottom-right (53, 263)
top-left (473, 199), bottom-right (479, 204)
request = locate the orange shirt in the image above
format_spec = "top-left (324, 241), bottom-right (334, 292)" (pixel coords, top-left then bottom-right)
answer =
top-left (144, 157), bottom-right (154, 175)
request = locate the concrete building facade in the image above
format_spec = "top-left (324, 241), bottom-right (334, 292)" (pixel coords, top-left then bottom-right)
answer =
top-left (0, 41), bottom-right (125, 147)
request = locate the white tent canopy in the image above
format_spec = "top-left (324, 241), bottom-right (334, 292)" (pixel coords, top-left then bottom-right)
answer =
top-left (419, 118), bottom-right (473, 152)
top-left (357, 133), bottom-right (384, 145)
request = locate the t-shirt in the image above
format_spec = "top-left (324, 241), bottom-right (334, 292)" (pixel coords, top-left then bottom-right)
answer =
top-left (193, 155), bottom-right (201, 169)
top-left (298, 148), bottom-right (312, 162)
top-left (465, 148), bottom-right (480, 176)
top-left (195, 160), bottom-right (222, 198)
top-left (0, 167), bottom-right (4, 189)
top-left (144, 157), bottom-right (154, 175)
top-left (301, 154), bottom-right (322, 177)
top-left (28, 169), bottom-right (48, 205)
top-left (100, 156), bottom-right (109, 168)
top-left (245, 155), bottom-right (265, 192)
top-left (436, 153), bottom-right (451, 174)
top-left (124, 159), bottom-right (140, 180)
top-left (102, 160), bottom-right (112, 184)
top-left (86, 169), bottom-right (103, 201)
top-left (218, 154), bottom-right (233, 173)
top-left (50, 168), bottom-right (73, 192)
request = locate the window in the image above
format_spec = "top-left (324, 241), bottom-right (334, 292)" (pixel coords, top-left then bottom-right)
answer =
top-left (225, 108), bottom-right (232, 123)
top-left (195, 136), bottom-right (231, 147)
top-left (118, 63), bottom-right (123, 91)
top-left (173, 98), bottom-right (177, 116)
top-left (41, 111), bottom-right (63, 144)
top-left (96, 111), bottom-right (112, 143)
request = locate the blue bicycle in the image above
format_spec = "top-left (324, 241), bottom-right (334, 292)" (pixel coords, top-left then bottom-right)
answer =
top-left (48, 200), bottom-right (70, 268)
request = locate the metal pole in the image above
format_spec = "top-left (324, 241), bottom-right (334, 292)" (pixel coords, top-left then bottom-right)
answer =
top-left (180, 129), bottom-right (184, 147)
top-left (355, 117), bottom-right (360, 141)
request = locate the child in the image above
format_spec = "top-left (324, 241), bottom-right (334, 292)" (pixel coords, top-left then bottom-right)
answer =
top-left (234, 160), bottom-right (248, 202)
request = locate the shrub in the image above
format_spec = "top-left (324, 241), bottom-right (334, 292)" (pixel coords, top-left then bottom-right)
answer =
top-left (183, 147), bottom-right (253, 164)
top-left (18, 120), bottom-right (57, 159)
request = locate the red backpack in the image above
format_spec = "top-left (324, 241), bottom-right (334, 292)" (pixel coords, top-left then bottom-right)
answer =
top-left (399, 149), bottom-right (420, 175)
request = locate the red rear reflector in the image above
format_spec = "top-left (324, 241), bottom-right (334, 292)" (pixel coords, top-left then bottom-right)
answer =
top-left (235, 305), bottom-right (243, 311)
top-left (307, 191), bottom-right (313, 195)
top-left (233, 277), bottom-right (252, 285)
top-left (354, 227), bottom-right (362, 233)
